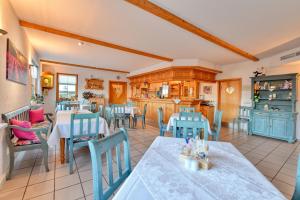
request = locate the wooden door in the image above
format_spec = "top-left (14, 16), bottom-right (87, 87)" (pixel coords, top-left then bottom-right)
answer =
top-left (218, 78), bottom-right (241, 125)
top-left (109, 81), bottom-right (127, 104)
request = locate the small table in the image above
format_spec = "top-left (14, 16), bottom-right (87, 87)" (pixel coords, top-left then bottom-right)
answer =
top-left (124, 106), bottom-right (140, 117)
top-left (48, 110), bottom-right (110, 163)
top-left (114, 137), bottom-right (285, 200)
top-left (166, 113), bottom-right (212, 134)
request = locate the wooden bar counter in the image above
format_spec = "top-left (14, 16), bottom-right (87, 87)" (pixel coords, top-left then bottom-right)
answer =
top-left (128, 66), bottom-right (221, 126)
top-left (131, 97), bottom-right (202, 126)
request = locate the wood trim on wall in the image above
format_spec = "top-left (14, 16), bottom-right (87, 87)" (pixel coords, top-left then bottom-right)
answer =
top-left (56, 73), bottom-right (78, 101)
top-left (125, 0), bottom-right (259, 62)
top-left (40, 59), bottom-right (130, 74)
top-left (20, 20), bottom-right (173, 62)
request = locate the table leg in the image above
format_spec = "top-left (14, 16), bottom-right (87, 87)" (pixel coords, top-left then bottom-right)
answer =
top-left (60, 138), bottom-right (65, 164)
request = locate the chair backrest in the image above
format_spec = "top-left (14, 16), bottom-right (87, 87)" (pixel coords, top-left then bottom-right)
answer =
top-left (292, 155), bottom-right (300, 200)
top-left (157, 107), bottom-right (164, 128)
top-left (238, 106), bottom-right (251, 119)
top-left (179, 107), bottom-right (195, 113)
top-left (179, 112), bottom-right (201, 121)
top-left (126, 101), bottom-right (135, 107)
top-left (88, 128), bottom-right (131, 200)
top-left (213, 110), bottom-right (223, 140)
top-left (173, 118), bottom-right (208, 139)
top-left (70, 112), bottom-right (100, 140)
top-left (57, 101), bottom-right (79, 111)
top-left (98, 105), bottom-right (105, 118)
top-left (111, 104), bottom-right (125, 115)
top-left (2, 106), bottom-right (32, 148)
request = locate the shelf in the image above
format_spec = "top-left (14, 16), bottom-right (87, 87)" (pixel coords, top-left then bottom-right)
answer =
top-left (256, 98), bottom-right (292, 101)
top-left (256, 89), bottom-right (292, 91)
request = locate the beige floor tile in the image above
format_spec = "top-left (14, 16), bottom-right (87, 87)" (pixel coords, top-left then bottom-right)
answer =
top-left (78, 169), bottom-right (93, 182)
top-left (55, 184), bottom-right (84, 200)
top-left (82, 178), bottom-right (108, 196)
top-left (55, 165), bottom-right (76, 178)
top-left (274, 172), bottom-right (296, 186)
top-left (272, 179), bottom-right (295, 196)
top-left (0, 187), bottom-right (25, 200)
top-left (29, 192), bottom-right (54, 200)
top-left (55, 173), bottom-right (80, 190)
top-left (0, 168), bottom-right (31, 192)
top-left (24, 179), bottom-right (54, 199)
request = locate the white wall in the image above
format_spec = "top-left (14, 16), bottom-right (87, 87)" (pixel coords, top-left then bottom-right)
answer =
top-left (42, 64), bottom-right (129, 113)
top-left (0, 0), bottom-right (39, 186)
top-left (217, 46), bottom-right (300, 139)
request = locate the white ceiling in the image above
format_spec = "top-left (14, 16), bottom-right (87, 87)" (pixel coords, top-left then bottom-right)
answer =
top-left (9, 0), bottom-right (300, 71)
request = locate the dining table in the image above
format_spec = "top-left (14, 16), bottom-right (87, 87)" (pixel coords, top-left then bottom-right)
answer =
top-left (114, 136), bottom-right (285, 200)
top-left (166, 113), bottom-right (212, 134)
top-left (48, 109), bottom-right (110, 163)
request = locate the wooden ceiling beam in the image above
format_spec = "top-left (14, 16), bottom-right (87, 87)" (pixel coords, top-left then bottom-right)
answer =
top-left (20, 20), bottom-right (173, 62)
top-left (125, 0), bottom-right (259, 62)
top-left (40, 59), bottom-right (130, 73)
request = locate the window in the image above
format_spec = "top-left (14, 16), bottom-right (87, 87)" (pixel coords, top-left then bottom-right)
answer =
top-left (30, 64), bottom-right (38, 96)
top-left (57, 73), bottom-right (78, 101)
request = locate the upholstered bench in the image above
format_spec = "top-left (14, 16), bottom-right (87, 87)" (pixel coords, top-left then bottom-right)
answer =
top-left (2, 106), bottom-right (53, 179)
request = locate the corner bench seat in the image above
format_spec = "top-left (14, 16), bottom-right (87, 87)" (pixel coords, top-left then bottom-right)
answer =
top-left (2, 106), bottom-right (53, 179)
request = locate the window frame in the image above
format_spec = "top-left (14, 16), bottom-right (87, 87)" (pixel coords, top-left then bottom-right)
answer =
top-left (56, 73), bottom-right (78, 101)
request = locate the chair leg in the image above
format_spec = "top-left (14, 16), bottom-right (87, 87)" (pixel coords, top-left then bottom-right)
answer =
top-left (42, 146), bottom-right (49, 172)
top-left (65, 139), bottom-right (69, 163)
top-left (7, 150), bottom-right (14, 180)
top-left (232, 120), bottom-right (235, 133)
top-left (237, 120), bottom-right (240, 133)
top-left (69, 143), bottom-right (74, 174)
top-left (142, 117), bottom-right (145, 129)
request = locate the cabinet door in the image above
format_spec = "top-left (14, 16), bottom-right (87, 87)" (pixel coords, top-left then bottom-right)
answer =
top-left (252, 113), bottom-right (269, 136)
top-left (269, 117), bottom-right (288, 139)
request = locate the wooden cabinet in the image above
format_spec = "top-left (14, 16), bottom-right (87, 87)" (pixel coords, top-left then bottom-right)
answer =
top-left (250, 110), bottom-right (297, 143)
top-left (200, 105), bottom-right (215, 126)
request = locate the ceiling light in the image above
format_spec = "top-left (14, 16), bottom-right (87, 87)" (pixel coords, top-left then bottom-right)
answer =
top-left (0, 29), bottom-right (8, 36)
top-left (78, 41), bottom-right (84, 46)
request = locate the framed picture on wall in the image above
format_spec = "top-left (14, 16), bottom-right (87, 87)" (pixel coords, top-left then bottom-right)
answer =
top-left (6, 39), bottom-right (28, 85)
top-left (203, 85), bottom-right (212, 95)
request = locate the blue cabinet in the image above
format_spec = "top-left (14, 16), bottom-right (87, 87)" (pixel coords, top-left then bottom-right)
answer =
top-left (250, 74), bottom-right (298, 143)
top-left (250, 110), bottom-right (297, 143)
top-left (252, 112), bottom-right (269, 136)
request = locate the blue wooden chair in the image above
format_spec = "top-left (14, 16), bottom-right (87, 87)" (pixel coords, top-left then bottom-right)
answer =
top-left (88, 128), bottom-right (131, 200)
top-left (112, 104), bottom-right (129, 129)
top-left (133, 104), bottom-right (147, 129)
top-left (126, 101), bottom-right (135, 107)
top-left (179, 107), bottom-right (195, 112)
top-left (292, 155), bottom-right (300, 200)
top-left (104, 106), bottom-right (113, 128)
top-left (173, 118), bottom-right (208, 139)
top-left (233, 106), bottom-right (251, 133)
top-left (2, 106), bottom-right (52, 179)
top-left (211, 110), bottom-right (223, 141)
top-left (157, 107), bottom-right (167, 136)
top-left (66, 112), bottom-right (100, 174)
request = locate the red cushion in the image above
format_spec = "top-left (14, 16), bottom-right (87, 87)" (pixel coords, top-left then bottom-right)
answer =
top-left (10, 119), bottom-right (38, 141)
top-left (29, 109), bottom-right (44, 124)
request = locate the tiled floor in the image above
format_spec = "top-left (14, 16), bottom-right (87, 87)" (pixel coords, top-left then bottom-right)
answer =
top-left (0, 125), bottom-right (299, 200)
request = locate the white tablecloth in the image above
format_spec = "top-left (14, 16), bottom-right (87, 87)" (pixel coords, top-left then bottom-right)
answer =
top-left (114, 137), bottom-right (285, 200)
top-left (167, 113), bottom-right (212, 134)
top-left (47, 110), bottom-right (110, 146)
top-left (111, 106), bottom-right (140, 117)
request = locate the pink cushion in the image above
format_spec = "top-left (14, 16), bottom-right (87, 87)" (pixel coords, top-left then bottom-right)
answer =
top-left (10, 119), bottom-right (38, 141)
top-left (29, 109), bottom-right (44, 124)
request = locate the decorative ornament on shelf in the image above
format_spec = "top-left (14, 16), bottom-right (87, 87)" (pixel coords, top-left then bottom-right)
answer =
top-left (253, 66), bottom-right (266, 77)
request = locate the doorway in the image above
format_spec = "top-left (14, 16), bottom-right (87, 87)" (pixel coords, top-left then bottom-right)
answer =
top-left (109, 81), bottom-right (127, 104)
top-left (218, 78), bottom-right (241, 125)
